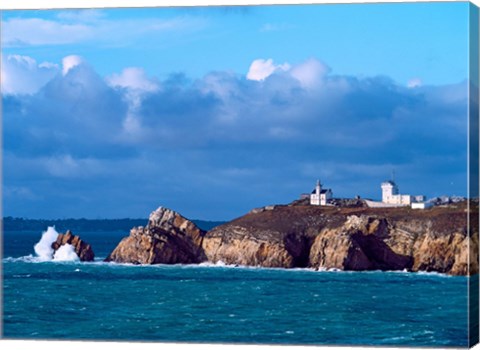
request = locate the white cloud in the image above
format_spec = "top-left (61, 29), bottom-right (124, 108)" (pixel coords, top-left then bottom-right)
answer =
top-left (2, 15), bottom-right (206, 47)
top-left (38, 61), bottom-right (59, 69)
top-left (246, 57), bottom-right (330, 89)
top-left (200, 71), bottom-right (239, 100)
top-left (1, 54), bottom-right (59, 95)
top-left (3, 55), bottom-right (469, 219)
top-left (3, 18), bottom-right (93, 46)
top-left (246, 58), bottom-right (290, 81)
top-left (290, 58), bottom-right (330, 88)
top-left (7, 54), bottom-right (36, 68)
top-left (56, 9), bottom-right (106, 23)
top-left (106, 67), bottom-right (159, 93)
top-left (107, 67), bottom-right (160, 140)
top-left (62, 55), bottom-right (84, 76)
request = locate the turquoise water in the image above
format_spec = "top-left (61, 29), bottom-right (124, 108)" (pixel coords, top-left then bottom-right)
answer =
top-left (2, 230), bottom-right (470, 346)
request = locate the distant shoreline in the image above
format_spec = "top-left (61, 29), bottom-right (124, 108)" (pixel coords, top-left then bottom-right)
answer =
top-left (2, 217), bottom-right (226, 232)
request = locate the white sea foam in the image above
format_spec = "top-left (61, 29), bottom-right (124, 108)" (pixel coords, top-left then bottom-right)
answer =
top-left (53, 244), bottom-right (80, 262)
top-left (31, 226), bottom-right (80, 262)
top-left (33, 226), bottom-right (59, 261)
top-left (414, 270), bottom-right (453, 278)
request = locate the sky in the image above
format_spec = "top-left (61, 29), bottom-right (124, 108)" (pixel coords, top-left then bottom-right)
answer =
top-left (0, 2), bottom-right (474, 220)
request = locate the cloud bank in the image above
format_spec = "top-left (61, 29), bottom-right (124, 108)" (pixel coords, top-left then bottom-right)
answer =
top-left (2, 55), bottom-right (469, 220)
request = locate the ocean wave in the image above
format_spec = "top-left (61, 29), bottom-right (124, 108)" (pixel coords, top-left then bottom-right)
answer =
top-left (3, 255), bottom-right (105, 264)
top-left (3, 255), bottom-right (40, 263)
top-left (411, 270), bottom-right (454, 278)
top-left (2, 255), bottom-right (458, 278)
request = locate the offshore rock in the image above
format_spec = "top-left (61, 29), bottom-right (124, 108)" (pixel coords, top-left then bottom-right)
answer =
top-left (52, 230), bottom-right (95, 261)
top-left (105, 207), bottom-right (206, 264)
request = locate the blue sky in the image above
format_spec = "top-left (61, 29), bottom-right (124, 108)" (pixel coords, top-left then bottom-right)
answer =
top-left (2, 4), bottom-right (469, 84)
top-left (1, 2), bottom-right (473, 220)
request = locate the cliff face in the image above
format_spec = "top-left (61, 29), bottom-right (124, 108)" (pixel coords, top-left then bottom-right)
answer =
top-left (105, 202), bottom-right (478, 275)
top-left (202, 206), bottom-right (340, 268)
top-left (308, 216), bottom-right (413, 271)
top-left (105, 207), bottom-right (206, 264)
top-left (201, 226), bottom-right (309, 268)
top-left (202, 203), bottom-right (478, 275)
top-left (52, 230), bottom-right (95, 261)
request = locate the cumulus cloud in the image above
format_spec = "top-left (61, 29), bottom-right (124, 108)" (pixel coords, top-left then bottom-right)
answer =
top-left (2, 55), bottom-right (469, 219)
top-left (290, 58), bottom-right (330, 88)
top-left (107, 67), bottom-right (159, 93)
top-left (107, 67), bottom-right (160, 139)
top-left (246, 58), bottom-right (290, 81)
top-left (246, 57), bottom-right (330, 89)
top-left (3, 57), bottom-right (128, 159)
top-left (1, 54), bottom-right (60, 95)
top-left (62, 55), bottom-right (84, 76)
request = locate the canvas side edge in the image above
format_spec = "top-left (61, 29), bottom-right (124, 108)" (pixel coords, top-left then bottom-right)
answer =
top-left (468, 2), bottom-right (480, 348)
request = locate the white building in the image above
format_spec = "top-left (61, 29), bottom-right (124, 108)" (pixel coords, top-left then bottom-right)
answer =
top-left (411, 202), bottom-right (433, 209)
top-left (381, 181), bottom-right (413, 205)
top-left (379, 180), bottom-right (428, 208)
top-left (310, 180), bottom-right (333, 206)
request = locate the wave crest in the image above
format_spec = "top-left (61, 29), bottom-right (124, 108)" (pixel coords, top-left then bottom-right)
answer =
top-left (31, 227), bottom-right (80, 262)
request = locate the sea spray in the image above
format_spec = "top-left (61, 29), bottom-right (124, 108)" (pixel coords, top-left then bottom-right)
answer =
top-left (53, 244), bottom-right (80, 262)
top-left (33, 226), bottom-right (59, 261)
top-left (33, 226), bottom-right (80, 262)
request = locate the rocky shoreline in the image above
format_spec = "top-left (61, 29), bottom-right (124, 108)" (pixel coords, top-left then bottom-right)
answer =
top-left (99, 201), bottom-right (478, 276)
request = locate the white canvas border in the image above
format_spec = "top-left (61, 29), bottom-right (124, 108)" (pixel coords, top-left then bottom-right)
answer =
top-left (1, 1), bottom-right (479, 350)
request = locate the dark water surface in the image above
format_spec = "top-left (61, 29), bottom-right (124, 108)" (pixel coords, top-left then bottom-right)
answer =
top-left (2, 230), bottom-right (469, 346)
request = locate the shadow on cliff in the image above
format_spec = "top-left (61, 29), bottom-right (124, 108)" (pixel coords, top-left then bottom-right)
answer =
top-left (283, 233), bottom-right (313, 268)
top-left (348, 231), bottom-right (413, 271)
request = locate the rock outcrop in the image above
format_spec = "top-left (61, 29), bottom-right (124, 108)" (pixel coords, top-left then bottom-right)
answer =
top-left (309, 216), bottom-right (413, 271)
top-left (105, 207), bottom-right (206, 264)
top-left (52, 230), bottom-right (95, 261)
top-left (105, 202), bottom-right (478, 275)
top-left (201, 226), bottom-right (308, 268)
top-left (202, 206), bottom-right (337, 268)
top-left (201, 202), bottom-right (478, 275)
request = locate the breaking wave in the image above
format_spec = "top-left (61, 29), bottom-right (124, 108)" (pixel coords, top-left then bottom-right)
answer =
top-left (30, 226), bottom-right (80, 262)
top-left (33, 226), bottom-right (59, 261)
top-left (53, 244), bottom-right (80, 262)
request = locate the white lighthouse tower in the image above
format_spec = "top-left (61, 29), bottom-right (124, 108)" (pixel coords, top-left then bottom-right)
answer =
top-left (381, 181), bottom-right (399, 203)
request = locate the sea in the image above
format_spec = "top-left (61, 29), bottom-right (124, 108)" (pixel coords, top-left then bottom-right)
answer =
top-left (1, 227), bottom-right (472, 347)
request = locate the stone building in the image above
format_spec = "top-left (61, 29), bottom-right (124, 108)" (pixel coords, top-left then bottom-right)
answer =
top-left (310, 180), bottom-right (333, 206)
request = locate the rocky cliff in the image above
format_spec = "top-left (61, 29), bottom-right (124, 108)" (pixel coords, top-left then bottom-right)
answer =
top-left (106, 202), bottom-right (478, 275)
top-left (202, 203), bottom-right (478, 275)
top-left (52, 230), bottom-right (95, 261)
top-left (105, 207), bottom-right (206, 264)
